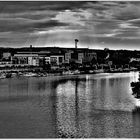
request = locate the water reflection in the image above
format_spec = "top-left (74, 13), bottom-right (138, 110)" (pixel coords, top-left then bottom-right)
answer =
top-left (0, 72), bottom-right (139, 138)
top-left (132, 107), bottom-right (140, 138)
top-left (55, 72), bottom-right (138, 138)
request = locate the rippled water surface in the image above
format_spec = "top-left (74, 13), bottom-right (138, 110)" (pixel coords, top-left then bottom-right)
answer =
top-left (0, 72), bottom-right (139, 138)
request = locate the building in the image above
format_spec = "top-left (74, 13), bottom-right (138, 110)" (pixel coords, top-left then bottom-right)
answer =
top-left (64, 50), bottom-right (84, 64)
top-left (37, 51), bottom-right (64, 66)
top-left (50, 54), bottom-right (64, 66)
top-left (64, 49), bottom-right (97, 64)
top-left (0, 52), bottom-right (13, 67)
top-left (65, 52), bottom-right (71, 63)
top-left (11, 47), bottom-right (97, 68)
top-left (83, 52), bottom-right (97, 63)
top-left (13, 50), bottom-right (65, 67)
top-left (64, 50), bottom-right (74, 63)
top-left (45, 57), bottom-right (51, 64)
top-left (13, 52), bottom-right (39, 66)
top-left (37, 51), bottom-right (51, 66)
top-left (2, 52), bottom-right (11, 60)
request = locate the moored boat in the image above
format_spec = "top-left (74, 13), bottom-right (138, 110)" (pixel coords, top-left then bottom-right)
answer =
top-left (0, 73), bottom-right (6, 79)
top-left (23, 72), bottom-right (38, 77)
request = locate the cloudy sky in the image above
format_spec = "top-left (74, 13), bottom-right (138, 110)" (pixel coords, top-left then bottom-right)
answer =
top-left (1, 1), bottom-right (140, 50)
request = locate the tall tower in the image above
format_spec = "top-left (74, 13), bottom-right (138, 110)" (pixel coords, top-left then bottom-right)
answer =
top-left (75, 39), bottom-right (79, 49)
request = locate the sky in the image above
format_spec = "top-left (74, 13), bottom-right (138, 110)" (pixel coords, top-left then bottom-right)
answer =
top-left (1, 1), bottom-right (140, 50)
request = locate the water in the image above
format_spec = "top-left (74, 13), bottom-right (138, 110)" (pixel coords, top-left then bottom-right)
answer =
top-left (0, 72), bottom-right (139, 138)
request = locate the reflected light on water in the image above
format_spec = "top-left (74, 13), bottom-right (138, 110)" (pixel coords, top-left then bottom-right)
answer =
top-left (54, 72), bottom-right (138, 137)
top-left (0, 72), bottom-right (139, 138)
top-left (135, 99), bottom-right (140, 107)
top-left (56, 81), bottom-right (78, 137)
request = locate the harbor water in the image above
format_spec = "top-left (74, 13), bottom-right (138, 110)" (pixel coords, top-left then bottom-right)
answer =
top-left (0, 72), bottom-right (139, 138)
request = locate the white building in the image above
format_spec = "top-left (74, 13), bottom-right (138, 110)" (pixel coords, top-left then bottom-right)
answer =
top-left (45, 57), bottom-right (51, 64)
top-left (13, 53), bottom-right (39, 66)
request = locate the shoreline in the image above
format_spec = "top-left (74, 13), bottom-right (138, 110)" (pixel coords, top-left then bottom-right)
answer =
top-left (0, 68), bottom-right (138, 79)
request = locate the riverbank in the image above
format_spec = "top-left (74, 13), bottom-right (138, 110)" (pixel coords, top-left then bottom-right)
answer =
top-left (0, 67), bottom-right (138, 79)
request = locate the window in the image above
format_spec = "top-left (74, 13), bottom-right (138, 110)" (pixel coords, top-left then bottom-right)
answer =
top-left (59, 57), bottom-right (63, 63)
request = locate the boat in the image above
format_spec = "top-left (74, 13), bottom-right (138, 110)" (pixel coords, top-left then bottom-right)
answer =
top-left (73, 70), bottom-right (80, 75)
top-left (62, 70), bottom-right (74, 75)
top-left (89, 70), bottom-right (94, 74)
top-left (0, 73), bottom-right (6, 79)
top-left (23, 72), bottom-right (38, 77)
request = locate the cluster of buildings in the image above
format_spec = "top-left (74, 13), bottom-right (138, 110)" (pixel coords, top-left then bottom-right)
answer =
top-left (1, 38), bottom-right (140, 73)
top-left (0, 45), bottom-right (97, 69)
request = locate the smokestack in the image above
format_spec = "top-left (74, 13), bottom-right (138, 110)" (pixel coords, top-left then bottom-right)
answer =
top-left (30, 45), bottom-right (32, 48)
top-left (30, 45), bottom-right (33, 54)
top-left (75, 39), bottom-right (79, 49)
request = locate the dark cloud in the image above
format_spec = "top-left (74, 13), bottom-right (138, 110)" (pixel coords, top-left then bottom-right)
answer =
top-left (0, 18), bottom-right (69, 32)
top-left (0, 1), bottom-right (87, 14)
top-left (30, 20), bottom-right (69, 33)
top-left (128, 19), bottom-right (140, 28)
top-left (0, 1), bottom-right (140, 49)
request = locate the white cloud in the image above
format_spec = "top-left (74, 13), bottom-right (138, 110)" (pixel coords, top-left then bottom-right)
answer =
top-left (119, 23), bottom-right (139, 29)
top-left (35, 28), bottom-right (79, 35)
top-left (104, 33), bottom-right (117, 37)
top-left (52, 9), bottom-right (92, 26)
